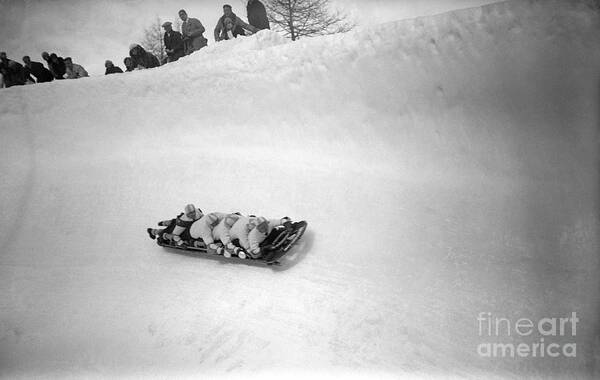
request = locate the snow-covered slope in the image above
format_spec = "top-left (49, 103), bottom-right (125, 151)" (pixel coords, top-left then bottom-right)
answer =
top-left (1, 0), bottom-right (599, 378)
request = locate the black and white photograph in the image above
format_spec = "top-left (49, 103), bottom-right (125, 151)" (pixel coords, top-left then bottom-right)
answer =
top-left (0, 0), bottom-right (599, 378)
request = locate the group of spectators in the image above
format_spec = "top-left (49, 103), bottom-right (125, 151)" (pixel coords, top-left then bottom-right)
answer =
top-left (0, 51), bottom-right (89, 88)
top-left (127, 2), bottom-right (269, 69)
top-left (0, 1), bottom-right (269, 88)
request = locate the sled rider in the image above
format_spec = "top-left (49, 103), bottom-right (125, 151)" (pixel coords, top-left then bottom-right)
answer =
top-left (147, 204), bottom-right (203, 244)
top-left (247, 217), bottom-right (292, 258)
top-left (188, 212), bottom-right (228, 251)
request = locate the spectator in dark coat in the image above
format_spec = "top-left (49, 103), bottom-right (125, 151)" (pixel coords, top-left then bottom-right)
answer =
top-left (129, 44), bottom-right (160, 69)
top-left (41, 52), bottom-right (66, 79)
top-left (214, 4), bottom-right (258, 42)
top-left (105, 60), bottom-right (123, 75)
top-left (247, 0), bottom-right (270, 30)
top-left (0, 52), bottom-right (27, 87)
top-left (123, 57), bottom-right (135, 72)
top-left (179, 9), bottom-right (208, 55)
top-left (22, 56), bottom-right (54, 83)
top-left (162, 21), bottom-right (185, 63)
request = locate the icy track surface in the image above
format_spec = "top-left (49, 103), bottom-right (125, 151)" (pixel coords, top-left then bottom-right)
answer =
top-left (1, 0), bottom-right (599, 378)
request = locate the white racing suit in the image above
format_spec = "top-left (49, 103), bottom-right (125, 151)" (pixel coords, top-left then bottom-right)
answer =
top-left (227, 216), bottom-right (260, 252)
top-left (212, 213), bottom-right (242, 245)
top-left (189, 212), bottom-right (227, 247)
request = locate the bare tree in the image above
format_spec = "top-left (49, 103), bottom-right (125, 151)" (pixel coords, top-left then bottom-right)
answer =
top-left (141, 16), bottom-right (166, 63)
top-left (265, 0), bottom-right (355, 41)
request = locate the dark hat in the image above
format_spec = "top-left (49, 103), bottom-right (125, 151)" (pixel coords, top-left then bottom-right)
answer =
top-left (162, 21), bottom-right (172, 28)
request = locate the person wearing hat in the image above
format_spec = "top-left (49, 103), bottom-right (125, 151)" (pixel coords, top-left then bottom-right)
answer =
top-left (214, 4), bottom-right (258, 42)
top-left (104, 60), bottom-right (123, 75)
top-left (128, 43), bottom-right (160, 69)
top-left (178, 9), bottom-right (208, 55)
top-left (162, 21), bottom-right (184, 63)
top-left (147, 204), bottom-right (204, 245)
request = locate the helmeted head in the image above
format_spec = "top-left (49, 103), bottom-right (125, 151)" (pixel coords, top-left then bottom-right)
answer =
top-left (22, 56), bottom-right (31, 65)
top-left (178, 9), bottom-right (188, 21)
top-left (256, 217), bottom-right (269, 234)
top-left (224, 214), bottom-right (240, 228)
top-left (207, 213), bottom-right (220, 226)
top-left (0, 52), bottom-right (7, 61)
top-left (41, 52), bottom-right (50, 61)
top-left (184, 204), bottom-right (197, 219)
top-left (105, 60), bottom-right (113, 68)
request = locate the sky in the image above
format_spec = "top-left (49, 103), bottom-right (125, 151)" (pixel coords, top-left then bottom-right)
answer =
top-left (0, 0), bottom-right (500, 76)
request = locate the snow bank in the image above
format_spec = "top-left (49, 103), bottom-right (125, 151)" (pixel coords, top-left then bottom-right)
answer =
top-left (1, 0), bottom-right (599, 378)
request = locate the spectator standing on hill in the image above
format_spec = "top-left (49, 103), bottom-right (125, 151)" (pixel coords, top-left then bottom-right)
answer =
top-left (43, 53), bottom-right (66, 79)
top-left (104, 60), bottom-right (123, 75)
top-left (214, 4), bottom-right (258, 42)
top-left (0, 52), bottom-right (27, 87)
top-left (64, 57), bottom-right (89, 79)
top-left (247, 0), bottom-right (269, 30)
top-left (23, 56), bottom-right (54, 83)
top-left (179, 9), bottom-right (208, 55)
top-left (129, 44), bottom-right (160, 69)
top-left (162, 21), bottom-right (185, 63)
